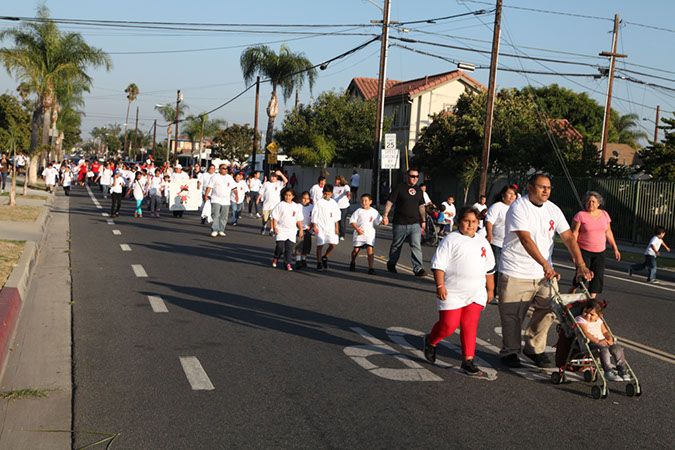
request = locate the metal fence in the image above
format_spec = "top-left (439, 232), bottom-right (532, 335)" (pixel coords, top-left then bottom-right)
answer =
top-left (426, 174), bottom-right (674, 245)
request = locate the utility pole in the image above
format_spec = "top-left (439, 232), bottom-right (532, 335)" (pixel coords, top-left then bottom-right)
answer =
top-left (252, 76), bottom-right (260, 172)
top-left (478, 0), bottom-right (502, 197)
top-left (371, 0), bottom-right (392, 206)
top-left (152, 119), bottom-right (157, 156)
top-left (599, 14), bottom-right (627, 169)
top-left (654, 105), bottom-right (660, 143)
top-left (173, 90), bottom-right (182, 165)
top-left (133, 106), bottom-right (139, 161)
top-left (295, 89), bottom-right (299, 109)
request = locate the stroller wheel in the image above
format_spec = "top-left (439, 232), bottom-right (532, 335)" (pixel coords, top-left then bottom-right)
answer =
top-left (583, 370), bottom-right (593, 383)
top-left (625, 383), bottom-right (636, 397)
top-left (591, 385), bottom-right (602, 399)
top-left (551, 372), bottom-right (562, 384)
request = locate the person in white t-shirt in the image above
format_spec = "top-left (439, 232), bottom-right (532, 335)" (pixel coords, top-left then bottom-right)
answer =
top-left (350, 169), bottom-right (360, 201)
top-left (420, 183), bottom-right (434, 207)
top-left (311, 184), bottom-right (341, 272)
top-left (42, 163), bottom-right (58, 193)
top-left (349, 193), bottom-right (382, 275)
top-left (247, 171), bottom-right (263, 217)
top-left (131, 172), bottom-right (146, 217)
top-left (171, 164), bottom-right (189, 182)
top-left (205, 164), bottom-right (236, 237)
top-left (309, 175), bottom-right (326, 205)
top-left (257, 170), bottom-right (288, 235)
top-left (485, 185), bottom-right (517, 289)
top-left (148, 169), bottom-right (164, 217)
top-left (630, 226), bottom-right (669, 283)
top-left (230, 171), bottom-right (248, 226)
top-left (441, 196), bottom-right (456, 233)
top-left (199, 165), bottom-right (216, 224)
top-left (294, 191), bottom-right (314, 269)
top-left (497, 174), bottom-right (592, 369)
top-left (61, 166), bottom-right (73, 196)
top-left (271, 189), bottom-right (304, 271)
top-left (98, 163), bottom-right (113, 199)
top-left (109, 172), bottom-right (125, 217)
top-left (334, 176), bottom-right (351, 240)
top-left (422, 206), bottom-right (495, 376)
top-left (473, 195), bottom-right (488, 228)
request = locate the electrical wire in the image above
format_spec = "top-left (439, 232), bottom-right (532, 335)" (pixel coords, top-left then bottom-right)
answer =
top-left (398, 9), bottom-right (494, 25)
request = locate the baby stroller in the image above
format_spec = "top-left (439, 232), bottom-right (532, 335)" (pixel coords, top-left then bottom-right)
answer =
top-left (549, 278), bottom-right (641, 400)
top-left (422, 211), bottom-right (440, 246)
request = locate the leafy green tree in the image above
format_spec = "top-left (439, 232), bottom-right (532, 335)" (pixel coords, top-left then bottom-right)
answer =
top-left (611, 112), bottom-right (648, 149)
top-left (154, 102), bottom-right (188, 161)
top-left (211, 123), bottom-right (259, 163)
top-left (240, 44), bottom-right (317, 149)
top-left (182, 113), bottom-right (226, 163)
top-left (638, 115), bottom-right (675, 180)
top-left (0, 94), bottom-right (31, 153)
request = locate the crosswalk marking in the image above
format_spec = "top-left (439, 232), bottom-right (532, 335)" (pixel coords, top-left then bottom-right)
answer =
top-left (132, 264), bottom-right (148, 277)
top-left (112, 230), bottom-right (121, 235)
top-left (179, 357), bottom-right (214, 390)
top-left (120, 244), bottom-right (131, 252)
top-left (147, 295), bottom-right (168, 313)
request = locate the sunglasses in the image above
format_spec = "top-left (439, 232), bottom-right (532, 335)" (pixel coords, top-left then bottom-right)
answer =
top-left (408, 174), bottom-right (419, 178)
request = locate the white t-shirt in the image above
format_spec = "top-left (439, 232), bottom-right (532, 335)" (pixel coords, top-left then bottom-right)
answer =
top-left (499, 195), bottom-right (570, 279)
top-left (350, 207), bottom-right (382, 247)
top-left (42, 167), bottom-right (58, 185)
top-left (300, 204), bottom-right (314, 230)
top-left (271, 201), bottom-right (303, 242)
top-left (423, 191), bottom-right (432, 205)
top-left (473, 202), bottom-right (488, 213)
top-left (259, 180), bottom-right (285, 211)
top-left (231, 180), bottom-right (249, 204)
top-left (132, 179), bottom-right (145, 200)
top-left (100, 168), bottom-right (113, 185)
top-left (110, 176), bottom-right (125, 194)
top-left (485, 201), bottom-right (510, 248)
top-left (201, 172), bottom-right (215, 194)
top-left (350, 173), bottom-right (360, 187)
top-left (207, 173), bottom-right (235, 205)
top-left (442, 202), bottom-right (456, 224)
top-left (248, 178), bottom-right (262, 193)
top-left (645, 236), bottom-right (664, 256)
top-left (310, 184), bottom-right (325, 205)
top-left (575, 316), bottom-right (604, 341)
top-left (148, 176), bottom-right (163, 196)
top-left (171, 171), bottom-right (189, 182)
top-left (62, 171), bottom-right (73, 187)
top-left (431, 231), bottom-right (495, 311)
top-left (334, 185), bottom-right (351, 209)
top-left (122, 170), bottom-right (134, 187)
top-left (311, 198), bottom-right (341, 236)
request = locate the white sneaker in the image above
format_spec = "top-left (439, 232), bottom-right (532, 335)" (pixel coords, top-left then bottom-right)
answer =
top-left (605, 370), bottom-right (622, 382)
top-left (218, 231), bottom-right (226, 236)
top-left (211, 231), bottom-right (218, 237)
top-left (249, 213), bottom-right (253, 217)
top-left (340, 236), bottom-right (345, 241)
top-left (256, 213), bottom-right (261, 218)
top-left (619, 371), bottom-right (632, 381)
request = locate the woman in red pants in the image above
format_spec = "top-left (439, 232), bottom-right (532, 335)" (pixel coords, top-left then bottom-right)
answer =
top-left (423, 206), bottom-right (495, 376)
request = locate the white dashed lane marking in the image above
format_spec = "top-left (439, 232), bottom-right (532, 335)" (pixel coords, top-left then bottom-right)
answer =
top-left (120, 244), bottom-right (131, 252)
top-left (132, 264), bottom-right (148, 277)
top-left (179, 357), bottom-right (214, 390)
top-left (85, 184), bottom-right (102, 209)
top-left (112, 230), bottom-right (121, 235)
top-left (106, 219), bottom-right (115, 225)
top-left (102, 213), bottom-right (109, 217)
top-left (147, 295), bottom-right (168, 313)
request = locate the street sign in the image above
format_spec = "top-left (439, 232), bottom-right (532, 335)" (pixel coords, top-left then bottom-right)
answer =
top-left (267, 153), bottom-right (278, 164)
top-left (266, 142), bottom-right (279, 154)
top-left (381, 148), bottom-right (400, 169)
top-left (384, 133), bottom-right (396, 150)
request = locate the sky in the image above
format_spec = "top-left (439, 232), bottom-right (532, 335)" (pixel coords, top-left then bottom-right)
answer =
top-left (1, 0), bottom-right (674, 144)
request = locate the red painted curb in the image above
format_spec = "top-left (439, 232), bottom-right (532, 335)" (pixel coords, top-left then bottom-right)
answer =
top-left (0, 287), bottom-right (22, 374)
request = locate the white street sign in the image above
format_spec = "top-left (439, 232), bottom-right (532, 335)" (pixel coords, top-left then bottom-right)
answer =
top-left (381, 148), bottom-right (400, 169)
top-left (384, 133), bottom-right (396, 150)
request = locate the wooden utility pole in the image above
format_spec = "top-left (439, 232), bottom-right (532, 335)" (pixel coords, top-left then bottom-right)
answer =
top-left (152, 119), bottom-right (157, 156)
top-left (654, 105), bottom-right (660, 142)
top-left (295, 89), bottom-right (299, 109)
top-left (252, 76), bottom-right (260, 172)
top-left (372, 0), bottom-right (392, 205)
top-left (173, 90), bottom-right (182, 165)
top-left (133, 106), bottom-right (139, 161)
top-left (599, 14), bottom-right (627, 168)
top-left (478, 0), bottom-right (502, 197)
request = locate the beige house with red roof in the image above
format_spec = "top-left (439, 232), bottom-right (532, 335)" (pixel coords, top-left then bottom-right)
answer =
top-left (347, 70), bottom-right (486, 153)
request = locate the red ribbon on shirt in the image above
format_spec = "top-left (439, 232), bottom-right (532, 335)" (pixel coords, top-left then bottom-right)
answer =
top-left (481, 247), bottom-right (486, 258)
top-left (549, 220), bottom-right (555, 231)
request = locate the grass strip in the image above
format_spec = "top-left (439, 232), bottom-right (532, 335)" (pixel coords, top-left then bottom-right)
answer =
top-left (0, 240), bottom-right (26, 289)
top-left (0, 204), bottom-right (42, 222)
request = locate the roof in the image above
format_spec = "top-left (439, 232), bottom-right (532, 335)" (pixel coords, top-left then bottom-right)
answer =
top-left (594, 142), bottom-right (641, 165)
top-left (348, 70), bottom-right (486, 101)
top-left (547, 119), bottom-right (584, 144)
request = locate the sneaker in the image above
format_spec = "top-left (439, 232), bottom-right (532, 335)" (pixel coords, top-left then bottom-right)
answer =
top-left (500, 354), bottom-right (522, 368)
top-left (218, 232), bottom-right (226, 236)
top-left (286, 264), bottom-right (293, 271)
top-left (322, 256), bottom-right (328, 269)
top-left (349, 262), bottom-right (356, 272)
top-left (249, 213), bottom-right (253, 217)
top-left (414, 269), bottom-right (427, 278)
top-left (461, 359), bottom-right (483, 376)
top-left (272, 258), bottom-right (278, 268)
top-left (387, 264), bottom-right (397, 274)
top-left (260, 229), bottom-right (266, 235)
top-left (523, 349), bottom-right (554, 368)
top-left (201, 218), bottom-right (206, 224)
top-left (317, 262), bottom-right (323, 272)
top-left (340, 236), bottom-right (345, 241)
top-left (605, 370), bottom-right (623, 382)
top-left (232, 223), bottom-right (237, 226)
top-left (619, 370), bottom-right (632, 381)
top-left (648, 279), bottom-right (660, 284)
top-left (269, 231), bottom-right (275, 236)
top-left (256, 213), bottom-right (261, 218)
top-left (211, 231), bottom-right (218, 237)
top-left (368, 268), bottom-right (376, 275)
top-left (423, 334), bottom-right (436, 364)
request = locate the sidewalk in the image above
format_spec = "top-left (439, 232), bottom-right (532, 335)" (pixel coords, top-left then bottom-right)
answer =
top-left (0, 187), bottom-right (52, 242)
top-left (0, 191), bottom-right (71, 448)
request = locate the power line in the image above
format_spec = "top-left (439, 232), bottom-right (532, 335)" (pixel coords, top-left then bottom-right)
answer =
top-left (398, 9), bottom-right (494, 25)
top-left (459, 0), bottom-right (612, 22)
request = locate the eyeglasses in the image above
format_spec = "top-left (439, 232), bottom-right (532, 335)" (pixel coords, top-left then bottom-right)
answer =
top-left (409, 174), bottom-right (419, 178)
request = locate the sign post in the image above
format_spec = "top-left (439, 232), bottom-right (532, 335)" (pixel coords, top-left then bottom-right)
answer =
top-left (266, 142), bottom-right (279, 167)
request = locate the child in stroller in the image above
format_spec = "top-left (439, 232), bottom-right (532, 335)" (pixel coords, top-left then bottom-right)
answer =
top-left (423, 205), bottom-right (445, 246)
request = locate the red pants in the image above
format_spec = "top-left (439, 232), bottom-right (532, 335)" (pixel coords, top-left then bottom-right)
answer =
top-left (428, 303), bottom-right (484, 358)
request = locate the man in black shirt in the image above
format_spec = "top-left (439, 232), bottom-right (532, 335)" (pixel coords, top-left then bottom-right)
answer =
top-left (382, 169), bottom-right (426, 276)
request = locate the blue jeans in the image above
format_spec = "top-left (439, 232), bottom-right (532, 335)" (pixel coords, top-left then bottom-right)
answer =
top-left (150, 194), bottom-right (161, 212)
top-left (388, 223), bottom-right (424, 274)
top-left (1, 172), bottom-right (7, 190)
top-left (231, 202), bottom-right (243, 224)
top-left (211, 203), bottom-right (229, 233)
top-left (631, 255), bottom-right (657, 281)
top-left (248, 191), bottom-right (260, 214)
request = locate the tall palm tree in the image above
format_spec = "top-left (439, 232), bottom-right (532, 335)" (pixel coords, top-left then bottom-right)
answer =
top-left (0, 5), bottom-right (111, 182)
top-left (154, 103), bottom-right (188, 162)
top-left (240, 44), bottom-right (317, 150)
top-left (123, 83), bottom-right (139, 156)
top-left (612, 112), bottom-right (649, 149)
top-left (183, 113), bottom-right (226, 164)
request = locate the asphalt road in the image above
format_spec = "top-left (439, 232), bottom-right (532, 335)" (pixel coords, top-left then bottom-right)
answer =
top-left (70, 185), bottom-right (675, 449)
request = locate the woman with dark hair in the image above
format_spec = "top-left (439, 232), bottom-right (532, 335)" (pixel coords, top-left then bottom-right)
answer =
top-left (422, 206), bottom-right (495, 376)
top-left (570, 191), bottom-right (621, 298)
top-left (485, 185), bottom-right (518, 288)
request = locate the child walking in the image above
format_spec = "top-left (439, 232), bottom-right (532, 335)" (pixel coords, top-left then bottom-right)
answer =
top-left (349, 194), bottom-right (382, 275)
top-left (629, 226), bottom-right (670, 283)
top-left (575, 299), bottom-right (630, 382)
top-left (132, 172), bottom-right (145, 218)
top-left (148, 169), bottom-right (163, 217)
top-left (271, 189), bottom-right (304, 271)
top-left (61, 166), bottom-right (73, 196)
top-left (295, 191), bottom-right (314, 270)
top-left (311, 184), bottom-right (341, 272)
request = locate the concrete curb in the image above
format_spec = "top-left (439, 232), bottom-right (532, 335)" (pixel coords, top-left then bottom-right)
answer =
top-left (0, 196), bottom-right (54, 377)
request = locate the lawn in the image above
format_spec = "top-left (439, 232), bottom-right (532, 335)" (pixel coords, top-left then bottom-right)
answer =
top-left (0, 204), bottom-right (42, 222)
top-left (0, 240), bottom-right (26, 289)
top-left (0, 193), bottom-right (46, 200)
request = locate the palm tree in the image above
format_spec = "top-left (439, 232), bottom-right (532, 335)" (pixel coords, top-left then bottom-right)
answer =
top-left (0, 5), bottom-right (111, 182)
top-left (240, 44), bottom-right (317, 151)
top-left (123, 83), bottom-right (139, 156)
top-left (183, 114), bottom-right (226, 165)
top-left (612, 113), bottom-right (649, 149)
top-left (155, 103), bottom-right (188, 162)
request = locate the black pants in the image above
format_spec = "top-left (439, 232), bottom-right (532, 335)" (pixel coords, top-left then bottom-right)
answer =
top-left (111, 192), bottom-right (122, 216)
top-left (338, 208), bottom-right (348, 238)
top-left (274, 240), bottom-right (295, 267)
top-left (573, 248), bottom-right (605, 293)
top-left (295, 230), bottom-right (313, 255)
top-left (64, 186), bottom-right (70, 196)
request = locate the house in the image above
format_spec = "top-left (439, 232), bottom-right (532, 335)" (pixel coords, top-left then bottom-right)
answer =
top-left (594, 142), bottom-right (641, 165)
top-left (347, 70), bottom-right (486, 153)
top-left (547, 118), bottom-right (584, 145)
